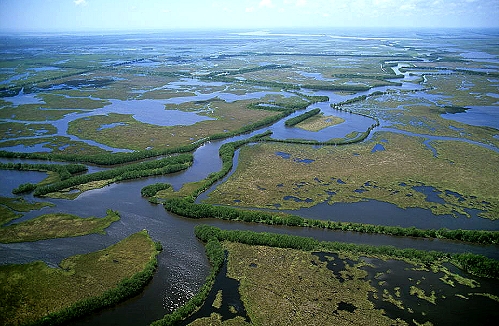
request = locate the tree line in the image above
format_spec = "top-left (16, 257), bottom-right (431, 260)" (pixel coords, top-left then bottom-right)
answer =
top-left (194, 225), bottom-right (499, 279)
top-left (0, 162), bottom-right (87, 181)
top-left (27, 231), bottom-right (161, 326)
top-left (284, 108), bottom-right (321, 127)
top-left (164, 197), bottom-right (498, 246)
top-left (30, 154), bottom-right (193, 196)
top-left (141, 183), bottom-right (172, 198)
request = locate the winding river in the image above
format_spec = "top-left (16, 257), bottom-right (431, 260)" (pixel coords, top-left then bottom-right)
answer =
top-left (1, 65), bottom-right (498, 325)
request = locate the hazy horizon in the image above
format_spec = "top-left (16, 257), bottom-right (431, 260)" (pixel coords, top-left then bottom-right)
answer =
top-left (1, 0), bottom-right (499, 33)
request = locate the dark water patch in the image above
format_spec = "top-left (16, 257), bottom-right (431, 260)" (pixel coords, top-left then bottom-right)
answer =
top-left (363, 181), bottom-right (377, 188)
top-left (0, 142), bottom-right (52, 153)
top-left (412, 185), bottom-right (446, 205)
top-left (275, 151), bottom-right (291, 159)
top-left (276, 183), bottom-right (284, 187)
top-left (449, 125), bottom-right (464, 131)
top-left (371, 143), bottom-right (385, 153)
top-left (0, 170), bottom-right (48, 197)
top-left (336, 301), bottom-right (357, 313)
top-left (361, 257), bottom-right (499, 326)
top-left (441, 106), bottom-right (499, 129)
top-left (423, 139), bottom-right (438, 157)
top-left (312, 252), bottom-right (355, 283)
top-left (97, 122), bottom-right (127, 130)
top-left (354, 188), bottom-right (367, 193)
top-left (182, 253), bottom-right (250, 325)
top-left (280, 200), bottom-right (499, 231)
top-left (294, 158), bottom-right (315, 164)
top-left (335, 178), bottom-right (346, 184)
top-left (283, 196), bottom-right (313, 203)
top-left (274, 152), bottom-right (314, 164)
top-left (445, 190), bottom-right (466, 202)
top-left (295, 181), bottom-right (307, 188)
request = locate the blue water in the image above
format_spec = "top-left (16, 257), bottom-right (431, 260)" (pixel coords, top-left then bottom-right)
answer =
top-left (441, 106), bottom-right (499, 129)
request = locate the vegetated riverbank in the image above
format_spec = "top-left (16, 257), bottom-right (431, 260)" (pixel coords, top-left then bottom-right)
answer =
top-left (154, 225), bottom-right (499, 325)
top-left (147, 133), bottom-right (498, 246)
top-left (0, 230), bottom-right (161, 326)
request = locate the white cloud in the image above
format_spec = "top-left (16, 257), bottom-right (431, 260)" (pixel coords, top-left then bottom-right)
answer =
top-left (74, 0), bottom-right (87, 6)
top-left (399, 3), bottom-right (416, 11)
top-left (259, 0), bottom-right (274, 8)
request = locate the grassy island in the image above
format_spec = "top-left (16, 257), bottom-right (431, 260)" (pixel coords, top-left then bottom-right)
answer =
top-left (0, 230), bottom-right (161, 326)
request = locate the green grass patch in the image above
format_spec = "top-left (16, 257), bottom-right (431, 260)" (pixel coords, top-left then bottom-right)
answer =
top-left (0, 209), bottom-right (120, 243)
top-left (0, 197), bottom-right (55, 225)
top-left (206, 131), bottom-right (499, 219)
top-left (67, 98), bottom-right (282, 150)
top-left (0, 122), bottom-right (57, 139)
top-left (295, 114), bottom-right (345, 131)
top-left (188, 226), bottom-right (499, 325)
top-left (0, 230), bottom-right (160, 326)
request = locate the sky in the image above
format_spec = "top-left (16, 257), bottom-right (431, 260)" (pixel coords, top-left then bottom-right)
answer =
top-left (1, 0), bottom-right (498, 32)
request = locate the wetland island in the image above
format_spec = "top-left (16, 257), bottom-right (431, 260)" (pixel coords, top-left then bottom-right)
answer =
top-left (0, 28), bottom-right (498, 326)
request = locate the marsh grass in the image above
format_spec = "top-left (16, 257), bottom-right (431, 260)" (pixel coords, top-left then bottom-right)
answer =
top-left (0, 196), bottom-right (54, 225)
top-left (218, 241), bottom-right (498, 326)
top-left (0, 136), bottom-right (110, 155)
top-left (295, 114), bottom-right (345, 132)
top-left (0, 230), bottom-right (159, 326)
top-left (38, 93), bottom-right (110, 110)
top-left (67, 99), bottom-right (281, 150)
top-left (224, 242), bottom-right (396, 326)
top-left (0, 209), bottom-right (120, 243)
top-left (0, 104), bottom-right (80, 121)
top-left (206, 132), bottom-right (498, 219)
top-left (0, 122), bottom-right (57, 139)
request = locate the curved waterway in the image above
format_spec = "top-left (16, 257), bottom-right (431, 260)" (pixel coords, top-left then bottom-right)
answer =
top-left (1, 70), bottom-right (498, 325)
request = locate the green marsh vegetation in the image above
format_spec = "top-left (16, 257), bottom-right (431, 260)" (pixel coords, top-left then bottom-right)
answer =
top-left (0, 196), bottom-right (54, 225)
top-left (0, 122), bottom-right (57, 139)
top-left (294, 113), bottom-right (345, 131)
top-left (67, 100), bottom-right (279, 150)
top-left (0, 230), bottom-right (161, 326)
top-left (348, 92), bottom-right (499, 148)
top-left (160, 135), bottom-right (497, 245)
top-left (205, 131), bottom-right (498, 219)
top-left (30, 154), bottom-right (193, 198)
top-left (284, 108), bottom-right (321, 127)
top-left (186, 225), bottom-right (499, 325)
top-left (0, 209), bottom-right (120, 243)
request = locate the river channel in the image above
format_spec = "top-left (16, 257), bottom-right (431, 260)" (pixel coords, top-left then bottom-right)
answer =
top-left (1, 65), bottom-right (498, 325)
